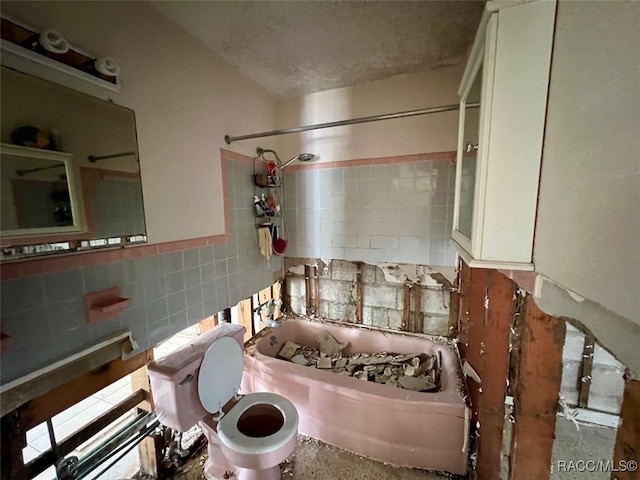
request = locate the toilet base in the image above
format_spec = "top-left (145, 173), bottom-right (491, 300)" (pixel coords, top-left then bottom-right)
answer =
top-left (235, 465), bottom-right (281, 480)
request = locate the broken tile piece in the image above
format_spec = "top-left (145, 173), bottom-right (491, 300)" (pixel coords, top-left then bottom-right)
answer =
top-left (404, 364), bottom-right (418, 377)
top-left (398, 375), bottom-right (437, 392)
top-left (278, 340), bottom-right (301, 360)
top-left (317, 356), bottom-right (332, 369)
top-left (291, 354), bottom-right (309, 366)
top-left (335, 357), bottom-right (347, 369)
top-left (353, 371), bottom-right (368, 381)
top-left (315, 330), bottom-right (349, 356)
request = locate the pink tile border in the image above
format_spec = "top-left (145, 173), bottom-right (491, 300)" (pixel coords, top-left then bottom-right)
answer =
top-left (0, 149), bottom-right (253, 282)
top-left (1, 148), bottom-right (453, 281)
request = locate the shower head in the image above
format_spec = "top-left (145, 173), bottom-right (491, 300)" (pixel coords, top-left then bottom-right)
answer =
top-left (298, 153), bottom-right (315, 162)
top-left (257, 147), bottom-right (316, 170)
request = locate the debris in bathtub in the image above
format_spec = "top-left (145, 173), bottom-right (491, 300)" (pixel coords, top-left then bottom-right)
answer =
top-left (280, 329), bottom-right (442, 392)
top-left (291, 354), bottom-right (310, 366)
top-left (278, 340), bottom-right (301, 360)
top-left (354, 371), bottom-right (368, 381)
top-left (315, 330), bottom-right (349, 356)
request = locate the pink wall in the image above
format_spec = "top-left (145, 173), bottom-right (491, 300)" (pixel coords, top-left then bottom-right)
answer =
top-left (1, 1), bottom-right (277, 244)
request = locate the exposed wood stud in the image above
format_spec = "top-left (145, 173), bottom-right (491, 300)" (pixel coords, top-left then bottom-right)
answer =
top-left (1, 411), bottom-right (27, 480)
top-left (449, 259), bottom-right (461, 337)
top-left (314, 268), bottom-right (320, 316)
top-left (304, 265), bottom-right (312, 315)
top-left (577, 334), bottom-right (595, 409)
top-left (457, 258), bottom-right (472, 359)
top-left (355, 264), bottom-right (363, 324)
top-left (476, 270), bottom-right (515, 480)
top-left (612, 377), bottom-right (640, 480)
top-left (402, 281), bottom-right (412, 331)
top-left (272, 280), bottom-right (282, 318)
top-left (238, 298), bottom-right (253, 341)
top-left (466, 267), bottom-right (489, 424)
top-left (413, 280), bottom-right (422, 333)
top-left (198, 315), bottom-right (218, 334)
top-left (509, 297), bottom-right (565, 480)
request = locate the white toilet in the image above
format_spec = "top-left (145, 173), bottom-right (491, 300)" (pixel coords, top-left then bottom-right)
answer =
top-left (147, 323), bottom-right (298, 480)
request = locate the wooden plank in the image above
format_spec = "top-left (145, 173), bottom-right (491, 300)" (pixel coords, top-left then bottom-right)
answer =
top-left (272, 281), bottom-right (282, 318)
top-left (611, 377), bottom-right (640, 480)
top-left (16, 350), bottom-right (153, 432)
top-left (509, 297), bottom-right (565, 480)
top-left (355, 266), bottom-right (363, 324)
top-left (402, 281), bottom-right (411, 330)
top-left (1, 336), bottom-right (132, 417)
top-left (577, 334), bottom-right (595, 409)
top-left (304, 266), bottom-right (311, 314)
top-left (259, 286), bottom-right (272, 305)
top-left (457, 258), bottom-right (472, 359)
top-left (1, 411), bottom-right (27, 480)
top-left (466, 267), bottom-right (489, 425)
top-left (23, 390), bottom-right (147, 479)
top-left (314, 268), bottom-right (320, 316)
top-left (238, 298), bottom-right (253, 341)
top-left (413, 280), bottom-right (422, 333)
top-left (476, 270), bottom-right (514, 480)
top-left (199, 315), bottom-right (218, 334)
top-left (131, 358), bottom-right (158, 478)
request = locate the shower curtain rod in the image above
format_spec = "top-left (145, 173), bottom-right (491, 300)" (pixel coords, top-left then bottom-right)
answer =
top-left (224, 102), bottom-right (479, 144)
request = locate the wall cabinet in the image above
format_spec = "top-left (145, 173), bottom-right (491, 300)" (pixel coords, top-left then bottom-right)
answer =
top-left (452, 0), bottom-right (556, 270)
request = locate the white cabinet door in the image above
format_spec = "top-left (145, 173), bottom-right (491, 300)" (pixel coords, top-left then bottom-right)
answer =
top-left (452, 0), bottom-right (556, 270)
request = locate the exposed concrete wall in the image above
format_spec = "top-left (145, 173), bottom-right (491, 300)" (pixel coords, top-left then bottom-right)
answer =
top-left (285, 259), bottom-right (454, 337)
top-left (561, 323), bottom-right (625, 415)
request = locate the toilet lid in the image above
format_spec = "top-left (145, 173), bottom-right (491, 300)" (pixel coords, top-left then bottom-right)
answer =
top-left (198, 337), bottom-right (244, 413)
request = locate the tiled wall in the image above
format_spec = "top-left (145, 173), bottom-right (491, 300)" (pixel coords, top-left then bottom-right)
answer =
top-left (0, 155), bottom-right (282, 384)
top-left (87, 174), bottom-right (146, 238)
top-left (282, 153), bottom-right (457, 266)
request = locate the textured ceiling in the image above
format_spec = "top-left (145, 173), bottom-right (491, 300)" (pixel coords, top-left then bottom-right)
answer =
top-left (152, 1), bottom-right (484, 98)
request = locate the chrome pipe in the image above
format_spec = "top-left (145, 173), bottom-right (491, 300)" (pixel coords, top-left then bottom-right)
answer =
top-left (225, 102), bottom-right (479, 144)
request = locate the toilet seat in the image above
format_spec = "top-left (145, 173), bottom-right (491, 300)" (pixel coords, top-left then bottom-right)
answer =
top-left (217, 392), bottom-right (298, 455)
top-left (198, 337), bottom-right (244, 415)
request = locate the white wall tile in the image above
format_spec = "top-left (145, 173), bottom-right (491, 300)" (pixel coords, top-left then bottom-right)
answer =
top-left (288, 158), bottom-right (455, 266)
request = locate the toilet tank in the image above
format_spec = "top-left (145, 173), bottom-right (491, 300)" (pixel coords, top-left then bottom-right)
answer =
top-left (147, 323), bottom-right (246, 432)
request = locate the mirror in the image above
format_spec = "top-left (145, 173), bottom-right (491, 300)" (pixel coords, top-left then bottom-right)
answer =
top-left (0, 65), bottom-right (146, 259)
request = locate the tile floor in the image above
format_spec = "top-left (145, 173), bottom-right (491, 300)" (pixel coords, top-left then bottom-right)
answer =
top-left (27, 328), bottom-right (196, 480)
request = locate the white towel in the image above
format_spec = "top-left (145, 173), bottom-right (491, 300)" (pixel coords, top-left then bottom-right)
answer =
top-left (258, 227), bottom-right (273, 261)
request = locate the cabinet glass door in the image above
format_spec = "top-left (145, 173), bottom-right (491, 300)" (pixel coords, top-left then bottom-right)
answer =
top-left (456, 64), bottom-right (482, 240)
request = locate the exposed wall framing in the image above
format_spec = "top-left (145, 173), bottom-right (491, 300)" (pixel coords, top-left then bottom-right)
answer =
top-left (1, 349), bottom-right (155, 480)
top-left (457, 261), bottom-right (565, 480)
top-left (285, 259), bottom-right (454, 335)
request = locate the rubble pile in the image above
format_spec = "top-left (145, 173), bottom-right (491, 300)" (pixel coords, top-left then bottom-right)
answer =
top-left (276, 330), bottom-right (442, 392)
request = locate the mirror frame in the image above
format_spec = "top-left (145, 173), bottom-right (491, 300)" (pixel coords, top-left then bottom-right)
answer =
top-left (1, 142), bottom-right (85, 238)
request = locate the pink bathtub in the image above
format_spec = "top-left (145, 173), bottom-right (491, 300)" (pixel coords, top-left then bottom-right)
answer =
top-left (241, 318), bottom-right (469, 475)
